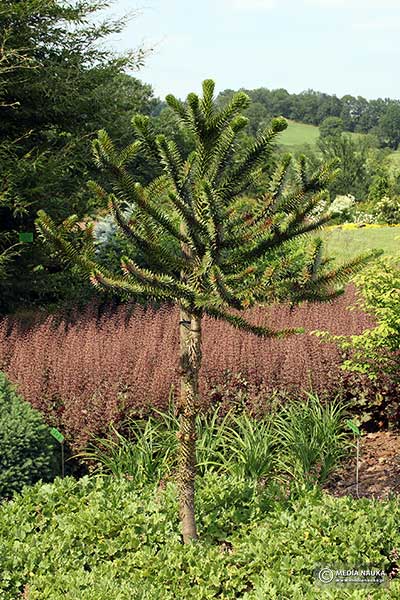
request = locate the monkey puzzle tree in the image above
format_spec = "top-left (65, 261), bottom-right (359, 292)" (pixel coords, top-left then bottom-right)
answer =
top-left (36, 80), bottom-right (373, 543)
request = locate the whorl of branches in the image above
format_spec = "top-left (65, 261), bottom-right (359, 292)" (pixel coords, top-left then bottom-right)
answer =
top-left (36, 79), bottom-right (377, 337)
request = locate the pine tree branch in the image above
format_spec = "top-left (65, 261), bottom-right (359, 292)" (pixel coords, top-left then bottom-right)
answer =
top-left (218, 117), bottom-right (287, 199)
top-left (203, 305), bottom-right (303, 338)
top-left (89, 270), bottom-right (167, 301)
top-left (209, 265), bottom-right (244, 310)
top-left (210, 91), bottom-right (251, 132)
top-left (200, 79), bottom-right (216, 121)
top-left (230, 213), bottom-right (333, 265)
top-left (112, 169), bottom-right (188, 244)
top-left (165, 94), bottom-right (189, 123)
top-left (131, 114), bottom-right (160, 161)
top-left (120, 256), bottom-right (196, 302)
top-left (108, 194), bottom-right (187, 272)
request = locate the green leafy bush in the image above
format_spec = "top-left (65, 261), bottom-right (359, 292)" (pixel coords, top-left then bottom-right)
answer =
top-left (316, 258), bottom-right (400, 427)
top-left (0, 372), bottom-right (56, 498)
top-left (326, 258), bottom-right (400, 382)
top-left (1, 475), bottom-right (400, 599)
top-left (372, 196), bottom-right (400, 225)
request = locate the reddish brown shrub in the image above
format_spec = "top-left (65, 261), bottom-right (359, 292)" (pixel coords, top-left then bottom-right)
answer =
top-left (0, 287), bottom-right (379, 449)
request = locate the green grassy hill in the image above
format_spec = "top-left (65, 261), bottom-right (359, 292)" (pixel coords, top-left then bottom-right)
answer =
top-left (277, 120), bottom-right (381, 151)
top-left (278, 119), bottom-right (320, 148)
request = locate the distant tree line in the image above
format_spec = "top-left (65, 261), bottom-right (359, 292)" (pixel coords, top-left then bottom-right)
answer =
top-left (216, 87), bottom-right (400, 150)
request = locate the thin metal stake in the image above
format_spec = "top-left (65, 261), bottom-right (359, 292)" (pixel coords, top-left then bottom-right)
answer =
top-left (61, 441), bottom-right (65, 478)
top-left (355, 437), bottom-right (360, 498)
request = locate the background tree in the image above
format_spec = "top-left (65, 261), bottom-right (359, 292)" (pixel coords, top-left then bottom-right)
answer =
top-left (0, 229), bottom-right (20, 282)
top-left (0, 0), bottom-right (157, 314)
top-left (339, 95), bottom-right (368, 132)
top-left (368, 169), bottom-right (391, 204)
top-left (37, 80), bottom-right (375, 543)
top-left (317, 134), bottom-right (375, 200)
top-left (378, 103), bottom-right (400, 149)
top-left (315, 93), bottom-right (342, 124)
top-left (319, 117), bottom-right (344, 139)
top-left (244, 102), bottom-right (271, 137)
top-left (217, 85), bottom-right (400, 147)
top-left (357, 98), bottom-right (388, 134)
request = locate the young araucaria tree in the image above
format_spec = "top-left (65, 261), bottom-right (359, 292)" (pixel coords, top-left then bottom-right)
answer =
top-left (36, 80), bottom-right (373, 543)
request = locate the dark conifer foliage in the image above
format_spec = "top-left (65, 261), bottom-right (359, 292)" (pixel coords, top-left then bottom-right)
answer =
top-left (0, 0), bottom-right (153, 312)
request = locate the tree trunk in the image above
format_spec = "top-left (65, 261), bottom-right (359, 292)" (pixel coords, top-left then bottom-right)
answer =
top-left (178, 307), bottom-right (202, 543)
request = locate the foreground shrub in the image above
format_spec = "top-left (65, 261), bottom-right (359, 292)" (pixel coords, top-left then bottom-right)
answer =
top-left (0, 287), bottom-right (381, 449)
top-left (341, 258), bottom-right (400, 382)
top-left (1, 475), bottom-right (400, 599)
top-left (0, 372), bottom-right (55, 498)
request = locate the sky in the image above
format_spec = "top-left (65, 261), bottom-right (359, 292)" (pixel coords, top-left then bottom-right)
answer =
top-left (101, 0), bottom-right (400, 101)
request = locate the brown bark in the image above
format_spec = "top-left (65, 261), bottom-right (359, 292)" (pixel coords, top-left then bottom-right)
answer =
top-left (178, 307), bottom-right (202, 543)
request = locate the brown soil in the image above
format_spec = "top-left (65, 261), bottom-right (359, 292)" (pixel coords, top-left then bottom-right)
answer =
top-left (325, 431), bottom-right (400, 499)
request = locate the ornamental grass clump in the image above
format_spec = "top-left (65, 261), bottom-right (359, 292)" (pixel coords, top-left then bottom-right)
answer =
top-left (274, 393), bottom-right (350, 487)
top-left (80, 395), bottom-right (350, 491)
top-left (36, 79), bottom-right (374, 541)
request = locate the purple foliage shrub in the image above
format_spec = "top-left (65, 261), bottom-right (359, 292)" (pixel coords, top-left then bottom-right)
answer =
top-left (0, 287), bottom-right (384, 449)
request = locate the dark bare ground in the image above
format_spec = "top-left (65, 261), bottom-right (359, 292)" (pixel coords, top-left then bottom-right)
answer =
top-left (325, 431), bottom-right (400, 499)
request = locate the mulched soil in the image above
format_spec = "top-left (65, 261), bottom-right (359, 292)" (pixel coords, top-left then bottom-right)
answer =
top-left (325, 431), bottom-right (400, 499)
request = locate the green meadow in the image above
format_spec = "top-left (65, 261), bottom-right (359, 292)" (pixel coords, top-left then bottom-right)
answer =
top-left (321, 225), bottom-right (400, 262)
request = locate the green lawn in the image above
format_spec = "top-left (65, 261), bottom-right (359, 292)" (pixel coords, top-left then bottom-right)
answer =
top-left (278, 119), bottom-right (320, 148)
top-left (276, 120), bottom-right (387, 154)
top-left (321, 226), bottom-right (400, 262)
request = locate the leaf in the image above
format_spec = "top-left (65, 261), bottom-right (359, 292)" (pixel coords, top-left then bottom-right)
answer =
top-left (346, 419), bottom-right (361, 437)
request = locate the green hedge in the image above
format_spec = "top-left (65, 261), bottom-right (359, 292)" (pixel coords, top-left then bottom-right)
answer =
top-left (1, 474), bottom-right (399, 599)
top-left (0, 372), bottom-right (56, 498)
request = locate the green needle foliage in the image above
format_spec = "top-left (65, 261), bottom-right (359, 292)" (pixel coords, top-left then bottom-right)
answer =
top-left (36, 79), bottom-right (374, 543)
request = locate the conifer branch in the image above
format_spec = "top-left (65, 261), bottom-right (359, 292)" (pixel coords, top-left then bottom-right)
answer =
top-left (108, 194), bottom-right (187, 272)
top-left (219, 117), bottom-right (287, 199)
top-left (203, 305), bottom-right (303, 338)
top-left (210, 91), bottom-right (251, 131)
top-left (131, 114), bottom-right (160, 161)
top-left (120, 256), bottom-right (195, 302)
